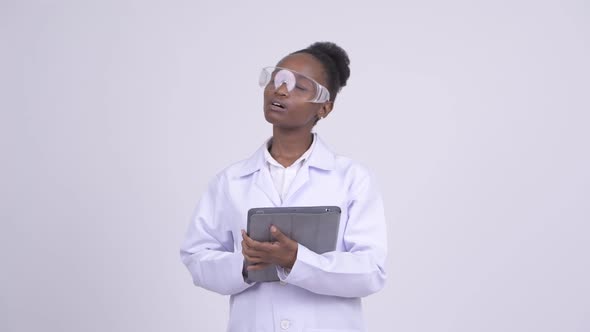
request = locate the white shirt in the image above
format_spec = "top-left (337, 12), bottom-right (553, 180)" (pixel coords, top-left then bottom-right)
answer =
top-left (180, 134), bottom-right (387, 332)
top-left (264, 134), bottom-right (316, 203)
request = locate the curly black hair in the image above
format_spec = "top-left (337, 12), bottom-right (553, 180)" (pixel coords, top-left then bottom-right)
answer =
top-left (291, 41), bottom-right (351, 102)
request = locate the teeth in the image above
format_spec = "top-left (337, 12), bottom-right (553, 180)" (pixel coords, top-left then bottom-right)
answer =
top-left (272, 102), bottom-right (284, 108)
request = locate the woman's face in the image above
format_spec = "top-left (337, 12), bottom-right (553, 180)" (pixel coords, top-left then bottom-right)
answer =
top-left (263, 53), bottom-right (332, 129)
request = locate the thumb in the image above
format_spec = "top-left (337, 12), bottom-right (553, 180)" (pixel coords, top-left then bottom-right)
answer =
top-left (270, 225), bottom-right (288, 242)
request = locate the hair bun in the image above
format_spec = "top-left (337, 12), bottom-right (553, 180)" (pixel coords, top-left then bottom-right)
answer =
top-left (307, 42), bottom-right (351, 88)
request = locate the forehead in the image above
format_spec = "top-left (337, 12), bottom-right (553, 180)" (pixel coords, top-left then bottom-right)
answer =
top-left (276, 53), bottom-right (328, 86)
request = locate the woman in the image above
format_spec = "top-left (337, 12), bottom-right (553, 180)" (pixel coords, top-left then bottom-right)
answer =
top-left (180, 42), bottom-right (387, 332)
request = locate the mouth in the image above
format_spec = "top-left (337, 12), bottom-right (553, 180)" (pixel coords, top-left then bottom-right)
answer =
top-left (270, 101), bottom-right (286, 112)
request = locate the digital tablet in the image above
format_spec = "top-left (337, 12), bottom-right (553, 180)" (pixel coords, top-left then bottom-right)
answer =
top-left (246, 206), bottom-right (341, 282)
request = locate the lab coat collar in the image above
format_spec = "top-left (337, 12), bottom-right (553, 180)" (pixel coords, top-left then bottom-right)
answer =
top-left (238, 133), bottom-right (336, 178)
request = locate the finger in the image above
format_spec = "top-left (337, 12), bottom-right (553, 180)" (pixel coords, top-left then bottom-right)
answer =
top-left (242, 246), bottom-right (266, 259)
top-left (241, 229), bottom-right (256, 242)
top-left (241, 241), bottom-right (259, 255)
top-left (270, 225), bottom-right (289, 243)
top-left (241, 229), bottom-right (251, 242)
top-left (246, 262), bottom-right (271, 271)
top-left (242, 243), bottom-right (266, 260)
top-left (243, 254), bottom-right (265, 264)
top-left (248, 239), bottom-right (273, 253)
top-left (243, 239), bottom-right (272, 256)
top-left (242, 230), bottom-right (265, 249)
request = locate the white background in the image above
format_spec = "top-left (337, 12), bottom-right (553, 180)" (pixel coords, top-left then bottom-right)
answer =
top-left (1, 1), bottom-right (589, 331)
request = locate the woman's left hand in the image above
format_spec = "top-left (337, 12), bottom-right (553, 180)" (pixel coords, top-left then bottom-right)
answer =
top-left (241, 226), bottom-right (298, 271)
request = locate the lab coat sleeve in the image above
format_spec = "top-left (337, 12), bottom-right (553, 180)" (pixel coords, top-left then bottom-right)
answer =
top-left (180, 175), bottom-right (254, 295)
top-left (278, 172), bottom-right (387, 298)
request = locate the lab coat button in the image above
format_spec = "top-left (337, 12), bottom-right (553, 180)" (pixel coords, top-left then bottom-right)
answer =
top-left (280, 319), bottom-right (290, 330)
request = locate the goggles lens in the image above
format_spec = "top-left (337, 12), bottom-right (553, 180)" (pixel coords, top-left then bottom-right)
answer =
top-left (259, 67), bottom-right (330, 103)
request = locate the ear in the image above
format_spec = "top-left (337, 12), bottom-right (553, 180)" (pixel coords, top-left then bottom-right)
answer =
top-left (317, 101), bottom-right (334, 119)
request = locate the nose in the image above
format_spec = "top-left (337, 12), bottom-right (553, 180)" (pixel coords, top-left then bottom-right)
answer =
top-left (274, 82), bottom-right (289, 97)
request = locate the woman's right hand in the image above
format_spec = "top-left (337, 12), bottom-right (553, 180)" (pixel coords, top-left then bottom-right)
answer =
top-left (241, 227), bottom-right (298, 270)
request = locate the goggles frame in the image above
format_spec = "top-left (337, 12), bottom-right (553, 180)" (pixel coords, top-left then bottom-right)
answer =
top-left (259, 66), bottom-right (331, 103)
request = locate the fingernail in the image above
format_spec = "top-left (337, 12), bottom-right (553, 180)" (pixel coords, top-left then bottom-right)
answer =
top-left (271, 225), bottom-right (276, 232)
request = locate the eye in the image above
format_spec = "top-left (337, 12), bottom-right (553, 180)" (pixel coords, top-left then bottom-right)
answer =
top-left (295, 85), bottom-right (308, 91)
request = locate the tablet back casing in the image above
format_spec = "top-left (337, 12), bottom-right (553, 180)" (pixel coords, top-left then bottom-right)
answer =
top-left (246, 206), bottom-right (341, 282)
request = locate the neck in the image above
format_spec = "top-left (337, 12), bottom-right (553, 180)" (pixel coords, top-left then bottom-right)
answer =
top-left (269, 128), bottom-right (314, 167)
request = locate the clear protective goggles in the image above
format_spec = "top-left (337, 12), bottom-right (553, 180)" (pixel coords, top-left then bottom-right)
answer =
top-left (259, 66), bottom-right (331, 103)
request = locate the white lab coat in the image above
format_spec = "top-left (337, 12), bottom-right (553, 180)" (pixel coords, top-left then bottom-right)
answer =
top-left (180, 135), bottom-right (387, 332)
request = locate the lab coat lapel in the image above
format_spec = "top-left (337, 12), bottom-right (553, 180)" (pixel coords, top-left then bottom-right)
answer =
top-left (254, 166), bottom-right (281, 207)
top-left (242, 134), bottom-right (335, 207)
top-left (284, 164), bottom-right (310, 204)
top-left (283, 135), bottom-right (334, 204)
top-left (239, 140), bottom-right (281, 207)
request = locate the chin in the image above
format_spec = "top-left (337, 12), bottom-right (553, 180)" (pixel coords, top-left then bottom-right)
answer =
top-left (263, 109), bottom-right (276, 124)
